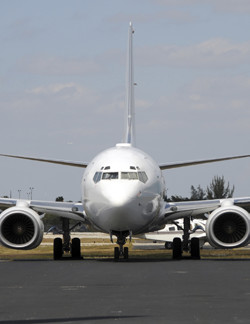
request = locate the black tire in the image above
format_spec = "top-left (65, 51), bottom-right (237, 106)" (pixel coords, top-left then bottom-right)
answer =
top-left (124, 247), bottom-right (129, 259)
top-left (72, 237), bottom-right (81, 259)
top-left (114, 247), bottom-right (119, 260)
top-left (190, 237), bottom-right (200, 260)
top-left (53, 237), bottom-right (63, 260)
top-left (172, 238), bottom-right (182, 260)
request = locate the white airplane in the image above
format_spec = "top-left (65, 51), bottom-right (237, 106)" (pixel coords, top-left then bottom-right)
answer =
top-left (1, 22), bottom-right (250, 260)
top-left (137, 219), bottom-right (207, 250)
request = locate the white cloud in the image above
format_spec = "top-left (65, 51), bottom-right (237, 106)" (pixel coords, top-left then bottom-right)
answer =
top-left (26, 82), bottom-right (99, 106)
top-left (165, 75), bottom-right (250, 113)
top-left (210, 0), bottom-right (250, 14)
top-left (27, 83), bottom-right (75, 95)
top-left (18, 56), bottom-right (101, 76)
top-left (154, 0), bottom-right (250, 14)
top-left (135, 99), bottom-right (152, 110)
top-left (137, 38), bottom-right (250, 68)
top-left (135, 74), bottom-right (250, 140)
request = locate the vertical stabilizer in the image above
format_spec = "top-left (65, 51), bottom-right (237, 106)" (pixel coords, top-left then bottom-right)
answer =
top-left (124, 22), bottom-right (136, 146)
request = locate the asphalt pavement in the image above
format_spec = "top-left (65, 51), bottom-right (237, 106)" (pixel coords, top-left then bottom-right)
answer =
top-left (0, 258), bottom-right (250, 323)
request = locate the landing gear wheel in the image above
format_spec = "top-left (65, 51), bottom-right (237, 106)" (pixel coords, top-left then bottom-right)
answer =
top-left (172, 237), bottom-right (182, 260)
top-left (71, 237), bottom-right (81, 259)
top-left (54, 237), bottom-right (63, 260)
top-left (114, 247), bottom-right (119, 260)
top-left (190, 237), bottom-right (200, 259)
top-left (124, 247), bottom-right (129, 259)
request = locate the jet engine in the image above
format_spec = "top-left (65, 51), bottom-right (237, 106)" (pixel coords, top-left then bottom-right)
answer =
top-left (0, 206), bottom-right (44, 250)
top-left (206, 204), bottom-right (250, 248)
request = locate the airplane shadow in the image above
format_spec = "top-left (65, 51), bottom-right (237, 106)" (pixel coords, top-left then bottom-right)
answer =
top-left (4, 256), bottom-right (250, 262)
top-left (0, 315), bottom-right (146, 324)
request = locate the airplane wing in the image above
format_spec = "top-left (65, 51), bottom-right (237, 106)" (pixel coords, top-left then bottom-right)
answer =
top-left (0, 198), bottom-right (87, 222)
top-left (0, 197), bottom-right (91, 251)
top-left (163, 199), bottom-right (221, 220)
top-left (3, 153), bottom-right (250, 170)
top-left (0, 154), bottom-right (88, 168)
top-left (162, 197), bottom-right (250, 221)
top-left (159, 154), bottom-right (250, 170)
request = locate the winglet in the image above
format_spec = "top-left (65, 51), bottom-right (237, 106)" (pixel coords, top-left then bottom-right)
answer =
top-left (124, 22), bottom-right (136, 146)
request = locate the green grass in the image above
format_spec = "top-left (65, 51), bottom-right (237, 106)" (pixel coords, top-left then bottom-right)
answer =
top-left (1, 237), bottom-right (250, 260)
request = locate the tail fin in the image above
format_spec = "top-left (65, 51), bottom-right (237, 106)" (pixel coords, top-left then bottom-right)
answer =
top-left (124, 22), bottom-right (136, 146)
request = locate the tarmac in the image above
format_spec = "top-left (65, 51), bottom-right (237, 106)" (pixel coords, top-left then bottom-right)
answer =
top-left (0, 258), bottom-right (250, 323)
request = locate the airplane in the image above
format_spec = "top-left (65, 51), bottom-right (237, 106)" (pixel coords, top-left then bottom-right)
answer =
top-left (137, 219), bottom-right (207, 250)
top-left (1, 22), bottom-right (250, 260)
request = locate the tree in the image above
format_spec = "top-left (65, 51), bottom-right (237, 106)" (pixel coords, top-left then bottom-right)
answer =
top-left (56, 196), bottom-right (64, 202)
top-left (206, 175), bottom-right (234, 199)
top-left (168, 195), bottom-right (189, 202)
top-left (168, 175), bottom-right (235, 201)
top-left (190, 185), bottom-right (206, 200)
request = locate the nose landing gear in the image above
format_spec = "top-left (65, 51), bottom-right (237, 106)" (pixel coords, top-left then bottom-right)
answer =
top-left (111, 230), bottom-right (130, 260)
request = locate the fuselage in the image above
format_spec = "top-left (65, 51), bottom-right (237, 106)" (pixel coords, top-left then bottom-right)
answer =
top-left (82, 143), bottom-right (166, 235)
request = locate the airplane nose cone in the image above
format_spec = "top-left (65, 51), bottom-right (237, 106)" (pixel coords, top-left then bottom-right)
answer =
top-left (97, 183), bottom-right (142, 231)
top-left (84, 181), bottom-right (159, 234)
top-left (104, 188), bottom-right (136, 207)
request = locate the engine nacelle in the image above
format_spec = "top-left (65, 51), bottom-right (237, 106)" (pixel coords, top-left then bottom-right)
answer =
top-left (0, 206), bottom-right (44, 250)
top-left (206, 205), bottom-right (250, 249)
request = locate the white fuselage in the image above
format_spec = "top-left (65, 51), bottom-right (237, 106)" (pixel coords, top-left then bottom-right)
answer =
top-left (82, 143), bottom-right (166, 234)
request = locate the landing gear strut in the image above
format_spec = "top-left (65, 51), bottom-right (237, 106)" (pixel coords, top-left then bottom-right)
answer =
top-left (111, 231), bottom-right (130, 260)
top-left (53, 218), bottom-right (82, 260)
top-left (172, 217), bottom-right (200, 260)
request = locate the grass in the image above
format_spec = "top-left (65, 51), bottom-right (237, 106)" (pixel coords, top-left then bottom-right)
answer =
top-left (1, 236), bottom-right (250, 260)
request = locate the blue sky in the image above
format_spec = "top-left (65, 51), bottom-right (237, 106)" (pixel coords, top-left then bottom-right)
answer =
top-left (1, 0), bottom-right (250, 200)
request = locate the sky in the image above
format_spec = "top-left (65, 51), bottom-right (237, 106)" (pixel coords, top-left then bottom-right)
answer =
top-left (1, 0), bottom-right (250, 201)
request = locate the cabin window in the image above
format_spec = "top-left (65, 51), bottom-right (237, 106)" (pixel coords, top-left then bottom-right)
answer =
top-left (121, 172), bottom-right (138, 180)
top-left (138, 171), bottom-right (148, 183)
top-left (102, 172), bottom-right (119, 180)
top-left (93, 172), bottom-right (102, 183)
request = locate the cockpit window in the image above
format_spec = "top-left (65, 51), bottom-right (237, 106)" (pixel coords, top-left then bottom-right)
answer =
top-left (102, 172), bottom-right (118, 180)
top-left (121, 172), bottom-right (138, 180)
top-left (138, 171), bottom-right (148, 183)
top-left (93, 172), bottom-right (102, 183)
top-left (93, 170), bottom-right (148, 183)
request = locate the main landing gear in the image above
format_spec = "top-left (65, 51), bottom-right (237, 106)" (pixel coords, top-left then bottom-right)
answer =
top-left (53, 218), bottom-right (82, 260)
top-left (172, 217), bottom-right (201, 260)
top-left (111, 230), bottom-right (130, 260)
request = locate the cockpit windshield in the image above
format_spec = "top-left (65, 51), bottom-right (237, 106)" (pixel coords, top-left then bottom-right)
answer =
top-left (121, 172), bottom-right (138, 180)
top-left (102, 172), bottom-right (119, 180)
top-left (93, 170), bottom-right (148, 183)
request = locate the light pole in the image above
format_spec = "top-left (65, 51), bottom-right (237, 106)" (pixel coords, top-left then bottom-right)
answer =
top-left (18, 190), bottom-right (21, 199)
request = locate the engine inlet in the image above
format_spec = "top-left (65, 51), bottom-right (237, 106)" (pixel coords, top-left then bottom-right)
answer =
top-left (2, 213), bottom-right (35, 244)
top-left (213, 213), bottom-right (247, 244)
